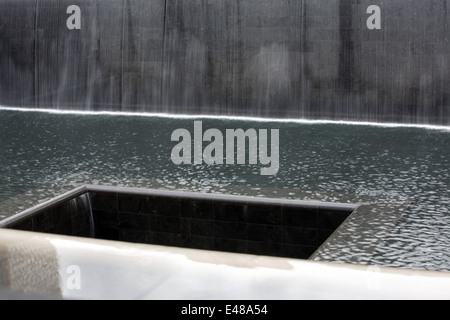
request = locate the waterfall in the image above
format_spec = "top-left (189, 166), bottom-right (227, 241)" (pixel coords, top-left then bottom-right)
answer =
top-left (0, 0), bottom-right (449, 125)
top-left (69, 194), bottom-right (95, 238)
top-left (84, 193), bottom-right (95, 238)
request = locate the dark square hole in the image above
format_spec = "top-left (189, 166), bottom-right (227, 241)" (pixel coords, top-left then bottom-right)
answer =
top-left (1, 187), bottom-right (356, 260)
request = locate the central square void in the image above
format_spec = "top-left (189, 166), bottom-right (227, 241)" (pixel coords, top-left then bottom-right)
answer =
top-left (1, 186), bottom-right (358, 260)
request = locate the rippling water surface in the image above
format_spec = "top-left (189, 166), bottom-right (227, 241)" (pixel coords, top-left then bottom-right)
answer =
top-left (0, 110), bottom-right (449, 271)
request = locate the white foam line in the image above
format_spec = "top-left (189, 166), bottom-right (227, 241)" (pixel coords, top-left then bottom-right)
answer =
top-left (1, 105), bottom-right (449, 131)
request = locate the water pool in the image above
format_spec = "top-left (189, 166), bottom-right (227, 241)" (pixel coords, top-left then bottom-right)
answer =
top-left (0, 109), bottom-right (449, 271)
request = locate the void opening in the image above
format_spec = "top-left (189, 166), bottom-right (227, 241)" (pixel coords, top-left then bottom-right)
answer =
top-left (0, 186), bottom-right (357, 260)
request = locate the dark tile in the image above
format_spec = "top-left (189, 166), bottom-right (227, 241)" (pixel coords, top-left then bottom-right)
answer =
top-left (53, 202), bottom-right (74, 225)
top-left (53, 220), bottom-right (73, 236)
top-left (280, 244), bottom-right (317, 259)
top-left (149, 231), bottom-right (182, 247)
top-left (149, 196), bottom-right (180, 217)
top-left (247, 204), bottom-right (281, 225)
top-left (214, 221), bottom-right (247, 240)
top-left (74, 227), bottom-right (92, 238)
top-left (179, 199), bottom-right (196, 218)
top-left (119, 228), bottom-right (150, 244)
top-left (318, 229), bottom-right (335, 244)
top-left (282, 226), bottom-right (317, 246)
top-left (118, 194), bottom-right (149, 214)
top-left (32, 210), bottom-right (55, 232)
top-left (318, 210), bottom-right (350, 229)
top-left (247, 240), bottom-right (282, 257)
top-left (89, 192), bottom-right (118, 212)
top-left (149, 215), bottom-right (181, 233)
top-left (194, 201), bottom-right (220, 220)
top-left (180, 200), bottom-right (218, 220)
top-left (163, 197), bottom-right (181, 217)
top-left (71, 212), bottom-right (91, 234)
top-left (248, 225), bottom-right (281, 242)
top-left (282, 206), bottom-right (317, 228)
top-left (119, 212), bottom-right (150, 230)
top-left (181, 218), bottom-right (214, 237)
top-left (44, 226), bottom-right (58, 236)
top-left (93, 210), bottom-right (119, 229)
top-left (217, 204), bottom-right (247, 222)
top-left (214, 238), bottom-right (247, 254)
top-left (9, 219), bottom-right (33, 231)
top-left (182, 234), bottom-right (215, 251)
top-left (95, 226), bottom-right (119, 241)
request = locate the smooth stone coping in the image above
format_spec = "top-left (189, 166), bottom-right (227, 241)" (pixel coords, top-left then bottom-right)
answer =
top-left (0, 228), bottom-right (450, 300)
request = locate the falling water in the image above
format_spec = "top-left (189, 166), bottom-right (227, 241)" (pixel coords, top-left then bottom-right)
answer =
top-left (69, 194), bottom-right (95, 238)
top-left (0, 0), bottom-right (449, 124)
top-left (84, 193), bottom-right (95, 238)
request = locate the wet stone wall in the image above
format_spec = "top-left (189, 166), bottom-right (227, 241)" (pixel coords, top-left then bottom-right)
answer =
top-left (0, 0), bottom-right (449, 124)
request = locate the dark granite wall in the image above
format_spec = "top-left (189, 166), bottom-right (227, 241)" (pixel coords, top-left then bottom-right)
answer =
top-left (1, 0), bottom-right (449, 124)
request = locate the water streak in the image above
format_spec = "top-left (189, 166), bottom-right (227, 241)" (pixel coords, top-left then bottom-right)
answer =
top-left (1, 1), bottom-right (450, 124)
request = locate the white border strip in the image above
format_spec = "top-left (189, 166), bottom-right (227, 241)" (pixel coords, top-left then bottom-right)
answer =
top-left (1, 105), bottom-right (449, 131)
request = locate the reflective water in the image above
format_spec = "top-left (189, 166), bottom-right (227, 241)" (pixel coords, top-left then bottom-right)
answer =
top-left (0, 109), bottom-right (449, 271)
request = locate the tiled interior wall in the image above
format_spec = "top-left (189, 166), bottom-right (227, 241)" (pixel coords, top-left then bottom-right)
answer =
top-left (5, 191), bottom-right (353, 260)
